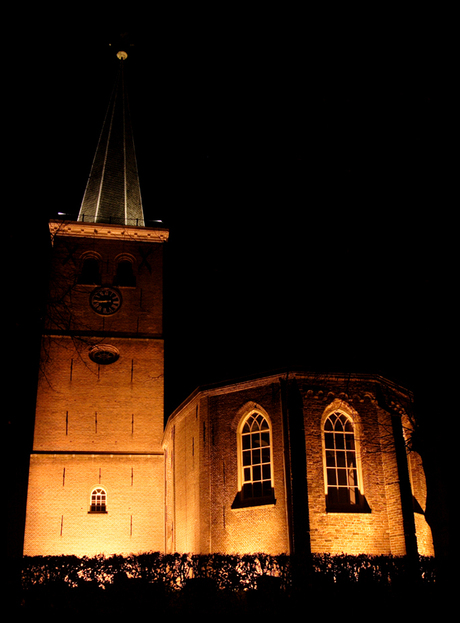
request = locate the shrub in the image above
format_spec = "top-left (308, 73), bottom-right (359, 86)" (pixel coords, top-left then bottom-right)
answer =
top-left (21, 552), bottom-right (436, 594)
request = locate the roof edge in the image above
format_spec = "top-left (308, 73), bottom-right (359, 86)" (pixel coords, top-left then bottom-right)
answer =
top-left (49, 220), bottom-right (169, 243)
top-left (163, 369), bottom-right (413, 438)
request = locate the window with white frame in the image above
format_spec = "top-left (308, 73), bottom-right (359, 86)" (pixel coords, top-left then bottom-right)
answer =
top-left (89, 487), bottom-right (107, 513)
top-left (323, 411), bottom-right (364, 510)
top-left (237, 411), bottom-right (274, 505)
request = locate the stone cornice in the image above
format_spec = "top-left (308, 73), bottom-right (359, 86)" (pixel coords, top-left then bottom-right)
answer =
top-left (49, 220), bottom-right (169, 244)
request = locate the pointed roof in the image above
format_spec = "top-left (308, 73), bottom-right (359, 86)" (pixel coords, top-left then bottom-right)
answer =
top-left (78, 51), bottom-right (145, 227)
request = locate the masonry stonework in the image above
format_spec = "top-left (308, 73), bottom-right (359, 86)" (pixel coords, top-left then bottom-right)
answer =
top-left (25, 454), bottom-right (163, 557)
top-left (23, 223), bottom-right (168, 557)
top-left (163, 373), bottom-right (434, 557)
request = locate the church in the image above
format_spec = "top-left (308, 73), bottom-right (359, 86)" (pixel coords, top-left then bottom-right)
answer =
top-left (23, 50), bottom-right (434, 560)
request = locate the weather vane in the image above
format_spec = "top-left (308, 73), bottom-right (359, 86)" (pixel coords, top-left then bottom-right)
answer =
top-left (109, 31), bottom-right (133, 60)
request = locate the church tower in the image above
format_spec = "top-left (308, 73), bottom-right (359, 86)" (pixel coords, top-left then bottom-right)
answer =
top-left (23, 50), bottom-right (168, 557)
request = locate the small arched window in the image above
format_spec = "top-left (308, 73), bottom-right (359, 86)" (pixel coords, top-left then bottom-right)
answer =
top-left (324, 411), bottom-right (363, 510)
top-left (113, 260), bottom-right (136, 287)
top-left (233, 411), bottom-right (275, 508)
top-left (89, 487), bottom-right (107, 513)
top-left (78, 258), bottom-right (101, 285)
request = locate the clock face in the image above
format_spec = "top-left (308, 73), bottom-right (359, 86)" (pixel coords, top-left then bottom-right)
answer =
top-left (89, 287), bottom-right (122, 315)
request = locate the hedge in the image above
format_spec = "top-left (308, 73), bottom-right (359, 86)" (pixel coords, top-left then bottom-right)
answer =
top-left (21, 552), bottom-right (436, 592)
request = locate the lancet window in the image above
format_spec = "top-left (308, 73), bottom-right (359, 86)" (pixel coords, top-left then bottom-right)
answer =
top-left (236, 411), bottom-right (274, 506)
top-left (324, 411), bottom-right (362, 510)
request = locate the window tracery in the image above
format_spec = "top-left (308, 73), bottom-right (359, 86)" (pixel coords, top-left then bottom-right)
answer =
top-left (89, 487), bottom-right (107, 513)
top-left (323, 410), bottom-right (367, 511)
top-left (233, 410), bottom-right (275, 508)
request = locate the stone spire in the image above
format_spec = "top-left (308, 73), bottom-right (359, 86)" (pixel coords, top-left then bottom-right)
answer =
top-left (78, 50), bottom-right (145, 226)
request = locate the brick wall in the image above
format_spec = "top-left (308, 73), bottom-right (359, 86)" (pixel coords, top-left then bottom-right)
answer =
top-left (303, 389), bottom-right (397, 554)
top-left (165, 401), bottom-right (202, 553)
top-left (33, 336), bottom-right (164, 454)
top-left (24, 227), bottom-right (167, 557)
top-left (24, 453), bottom-right (164, 557)
top-left (408, 450), bottom-right (435, 556)
top-left (207, 386), bottom-right (289, 555)
top-left (47, 235), bottom-right (164, 338)
top-left (163, 373), bottom-right (434, 557)
top-left (25, 224), bottom-right (434, 559)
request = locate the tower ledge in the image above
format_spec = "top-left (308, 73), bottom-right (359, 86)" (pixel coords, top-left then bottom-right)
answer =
top-left (49, 219), bottom-right (169, 244)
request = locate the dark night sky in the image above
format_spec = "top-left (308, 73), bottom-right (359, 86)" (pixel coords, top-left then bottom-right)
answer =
top-left (9, 19), bottom-right (449, 415)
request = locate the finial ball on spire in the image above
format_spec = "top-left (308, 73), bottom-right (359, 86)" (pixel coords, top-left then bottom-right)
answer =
top-left (117, 50), bottom-right (128, 60)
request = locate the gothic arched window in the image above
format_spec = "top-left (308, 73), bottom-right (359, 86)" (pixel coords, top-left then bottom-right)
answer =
top-left (234, 411), bottom-right (275, 507)
top-left (323, 411), bottom-right (363, 510)
top-left (89, 487), bottom-right (107, 513)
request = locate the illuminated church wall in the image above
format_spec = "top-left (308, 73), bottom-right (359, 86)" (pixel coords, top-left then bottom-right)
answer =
top-left (407, 442), bottom-right (433, 556)
top-left (163, 380), bottom-right (290, 555)
top-left (164, 399), bottom-right (205, 554)
top-left (163, 373), bottom-right (434, 557)
top-left (25, 454), bottom-right (163, 558)
top-left (23, 223), bottom-right (434, 558)
top-left (23, 223), bottom-right (168, 556)
top-left (303, 389), bottom-right (403, 555)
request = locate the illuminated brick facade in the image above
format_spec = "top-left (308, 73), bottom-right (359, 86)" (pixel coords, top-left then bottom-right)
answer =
top-left (163, 373), bottom-right (434, 557)
top-left (23, 225), bottom-right (434, 558)
top-left (23, 223), bottom-right (168, 556)
top-left (23, 226), bottom-right (434, 558)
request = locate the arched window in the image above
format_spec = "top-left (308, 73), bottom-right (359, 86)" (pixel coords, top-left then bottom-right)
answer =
top-left (89, 487), bottom-right (107, 513)
top-left (78, 257), bottom-right (101, 285)
top-left (113, 260), bottom-right (136, 287)
top-left (323, 411), bottom-right (363, 510)
top-left (234, 411), bottom-right (275, 507)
